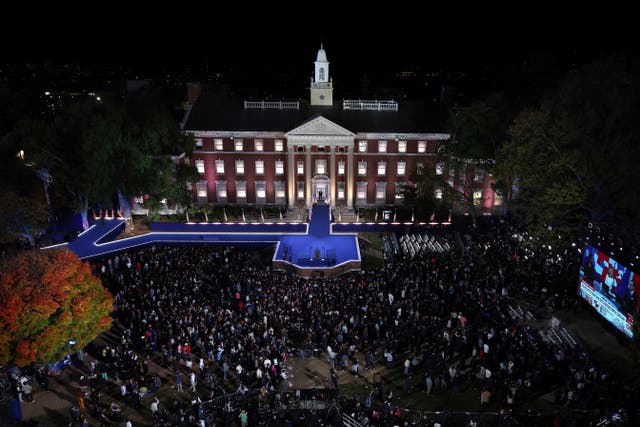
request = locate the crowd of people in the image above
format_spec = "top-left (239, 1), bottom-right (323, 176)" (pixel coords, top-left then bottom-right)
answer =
top-left (7, 221), bottom-right (637, 426)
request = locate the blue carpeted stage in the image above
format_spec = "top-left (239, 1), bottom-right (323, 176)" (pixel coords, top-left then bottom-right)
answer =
top-left (44, 205), bottom-right (428, 276)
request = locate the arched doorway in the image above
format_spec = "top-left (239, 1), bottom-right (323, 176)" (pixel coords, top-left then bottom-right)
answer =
top-left (311, 175), bottom-right (331, 205)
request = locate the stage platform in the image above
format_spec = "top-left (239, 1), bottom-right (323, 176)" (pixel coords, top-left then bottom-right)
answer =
top-left (43, 205), bottom-right (430, 277)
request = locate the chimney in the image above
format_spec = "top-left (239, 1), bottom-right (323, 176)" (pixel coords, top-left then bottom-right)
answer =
top-left (186, 82), bottom-right (202, 105)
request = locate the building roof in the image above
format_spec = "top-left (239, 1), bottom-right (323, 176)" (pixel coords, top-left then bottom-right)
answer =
top-left (183, 87), bottom-right (449, 134)
top-left (316, 45), bottom-right (328, 62)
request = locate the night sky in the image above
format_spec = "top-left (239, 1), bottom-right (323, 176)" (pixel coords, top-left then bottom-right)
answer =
top-left (3, 7), bottom-right (635, 75)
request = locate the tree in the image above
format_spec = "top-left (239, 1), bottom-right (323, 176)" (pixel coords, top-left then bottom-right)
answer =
top-left (496, 54), bottom-right (640, 245)
top-left (0, 248), bottom-right (113, 367)
top-left (4, 97), bottom-right (195, 230)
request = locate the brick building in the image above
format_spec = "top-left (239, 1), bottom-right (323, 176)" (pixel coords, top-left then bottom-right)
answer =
top-left (179, 45), bottom-right (501, 214)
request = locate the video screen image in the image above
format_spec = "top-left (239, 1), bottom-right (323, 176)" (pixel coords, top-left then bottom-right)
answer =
top-left (578, 244), bottom-right (639, 339)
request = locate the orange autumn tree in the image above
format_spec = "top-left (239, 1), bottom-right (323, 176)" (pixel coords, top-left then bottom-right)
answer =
top-left (0, 248), bottom-right (114, 367)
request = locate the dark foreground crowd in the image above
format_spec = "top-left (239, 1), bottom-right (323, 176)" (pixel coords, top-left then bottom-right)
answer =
top-left (7, 223), bottom-right (638, 426)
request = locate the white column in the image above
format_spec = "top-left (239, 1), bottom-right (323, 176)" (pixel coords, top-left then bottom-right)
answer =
top-left (287, 144), bottom-right (295, 209)
top-left (347, 146), bottom-right (354, 209)
top-left (330, 145), bottom-right (336, 208)
top-left (305, 146), bottom-right (312, 208)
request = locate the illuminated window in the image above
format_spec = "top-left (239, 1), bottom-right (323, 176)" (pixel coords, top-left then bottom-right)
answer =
top-left (358, 161), bottom-right (367, 176)
top-left (195, 138), bottom-right (203, 150)
top-left (376, 182), bottom-right (386, 203)
top-left (215, 159), bottom-right (224, 174)
top-left (397, 161), bottom-right (406, 176)
top-left (255, 181), bottom-right (266, 203)
top-left (319, 67), bottom-right (325, 81)
top-left (337, 181), bottom-right (345, 200)
top-left (214, 139), bottom-right (224, 150)
top-left (493, 190), bottom-right (503, 206)
top-left (338, 161), bottom-right (345, 175)
top-left (275, 181), bottom-right (286, 203)
top-left (195, 159), bottom-right (205, 174)
top-left (254, 139), bottom-right (263, 151)
top-left (358, 140), bottom-right (368, 152)
top-left (196, 181), bottom-right (208, 203)
top-left (235, 160), bottom-right (244, 174)
top-left (473, 190), bottom-right (482, 206)
top-left (378, 140), bottom-right (387, 153)
top-left (316, 159), bottom-right (326, 174)
top-left (275, 139), bottom-right (284, 152)
top-left (434, 188), bottom-right (443, 199)
top-left (236, 181), bottom-right (247, 201)
top-left (397, 140), bottom-right (407, 153)
top-left (395, 182), bottom-right (404, 199)
top-left (297, 160), bottom-right (304, 175)
top-left (275, 160), bottom-right (284, 175)
top-left (377, 162), bottom-right (386, 175)
top-left (297, 181), bottom-right (305, 199)
top-left (255, 160), bottom-right (264, 175)
top-left (435, 162), bottom-right (444, 175)
top-left (234, 139), bottom-right (243, 151)
top-left (418, 141), bottom-right (427, 153)
top-left (357, 182), bottom-right (367, 202)
top-left (216, 180), bottom-right (227, 202)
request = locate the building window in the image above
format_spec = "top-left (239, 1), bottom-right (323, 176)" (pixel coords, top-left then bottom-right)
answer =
top-left (255, 160), bottom-right (264, 175)
top-left (254, 139), bottom-right (263, 151)
top-left (434, 187), bottom-right (443, 199)
top-left (358, 161), bottom-right (367, 176)
top-left (195, 159), bottom-right (205, 174)
top-left (275, 181), bottom-right (286, 204)
top-left (216, 180), bottom-right (227, 203)
top-left (316, 159), bottom-right (327, 174)
top-left (417, 162), bottom-right (424, 175)
top-left (319, 67), bottom-right (325, 81)
top-left (297, 181), bottom-right (305, 199)
top-left (418, 141), bottom-right (427, 153)
top-left (337, 181), bottom-right (345, 200)
top-left (195, 138), bottom-right (203, 150)
top-left (338, 161), bottom-right (345, 175)
top-left (397, 161), bottom-right (406, 176)
top-left (196, 181), bottom-right (208, 204)
top-left (297, 160), bottom-right (304, 175)
top-left (236, 160), bottom-right (245, 174)
top-left (275, 160), bottom-right (284, 175)
top-left (493, 190), bottom-right (503, 206)
top-left (378, 140), bottom-right (387, 153)
top-left (377, 162), bottom-right (386, 176)
top-left (357, 182), bottom-right (367, 203)
top-left (397, 140), bottom-right (407, 153)
top-left (236, 181), bottom-right (247, 202)
top-left (215, 159), bottom-right (225, 174)
top-left (435, 162), bottom-right (444, 175)
top-left (376, 182), bottom-right (386, 203)
top-left (395, 182), bottom-right (405, 200)
top-left (255, 181), bottom-right (266, 204)
top-left (234, 139), bottom-right (243, 151)
top-left (275, 139), bottom-right (284, 152)
top-left (474, 168), bottom-right (484, 183)
top-left (473, 190), bottom-right (482, 206)
top-left (214, 139), bottom-right (224, 150)
top-left (358, 140), bottom-right (367, 152)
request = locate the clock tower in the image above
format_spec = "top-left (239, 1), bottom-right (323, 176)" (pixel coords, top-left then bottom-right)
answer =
top-left (310, 44), bottom-right (333, 106)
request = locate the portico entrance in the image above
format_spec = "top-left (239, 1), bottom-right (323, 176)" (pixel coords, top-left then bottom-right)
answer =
top-left (311, 175), bottom-right (331, 205)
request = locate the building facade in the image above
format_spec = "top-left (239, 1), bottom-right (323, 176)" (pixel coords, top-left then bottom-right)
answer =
top-left (180, 46), bottom-right (501, 214)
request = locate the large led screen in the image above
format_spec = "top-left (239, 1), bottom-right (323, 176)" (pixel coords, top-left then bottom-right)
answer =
top-left (578, 245), bottom-right (639, 339)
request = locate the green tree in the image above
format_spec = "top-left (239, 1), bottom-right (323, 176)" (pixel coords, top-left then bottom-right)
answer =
top-left (0, 248), bottom-right (113, 367)
top-left (4, 97), bottom-right (195, 229)
top-left (496, 54), bottom-right (640, 245)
